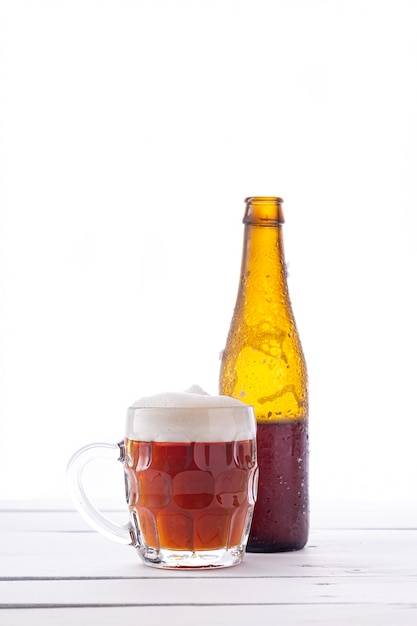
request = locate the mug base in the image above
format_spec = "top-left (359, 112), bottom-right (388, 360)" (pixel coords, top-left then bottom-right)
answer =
top-left (137, 545), bottom-right (246, 569)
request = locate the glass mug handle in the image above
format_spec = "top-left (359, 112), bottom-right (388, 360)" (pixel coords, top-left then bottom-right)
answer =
top-left (66, 441), bottom-right (132, 545)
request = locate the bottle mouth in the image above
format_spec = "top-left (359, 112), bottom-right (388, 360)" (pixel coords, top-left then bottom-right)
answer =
top-left (244, 197), bottom-right (285, 224)
top-left (245, 196), bottom-right (284, 203)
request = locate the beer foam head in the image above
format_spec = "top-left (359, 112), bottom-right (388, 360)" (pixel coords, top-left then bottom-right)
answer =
top-left (126, 385), bottom-right (256, 442)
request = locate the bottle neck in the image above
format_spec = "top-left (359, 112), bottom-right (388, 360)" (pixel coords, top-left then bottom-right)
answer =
top-left (239, 198), bottom-right (289, 309)
top-left (240, 224), bottom-right (288, 299)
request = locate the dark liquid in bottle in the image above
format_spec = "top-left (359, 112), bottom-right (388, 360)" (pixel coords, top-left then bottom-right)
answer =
top-left (247, 421), bottom-right (309, 552)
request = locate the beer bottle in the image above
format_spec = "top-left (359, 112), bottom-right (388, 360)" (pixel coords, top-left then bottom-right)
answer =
top-left (219, 196), bottom-right (309, 552)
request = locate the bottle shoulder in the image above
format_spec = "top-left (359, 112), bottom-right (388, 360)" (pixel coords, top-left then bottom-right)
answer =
top-left (220, 313), bottom-right (308, 422)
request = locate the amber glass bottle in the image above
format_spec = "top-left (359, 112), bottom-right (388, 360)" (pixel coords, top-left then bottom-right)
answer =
top-left (219, 196), bottom-right (309, 552)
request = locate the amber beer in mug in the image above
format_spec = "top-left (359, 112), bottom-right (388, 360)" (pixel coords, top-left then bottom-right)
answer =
top-left (67, 389), bottom-right (258, 569)
top-left (125, 438), bottom-right (256, 554)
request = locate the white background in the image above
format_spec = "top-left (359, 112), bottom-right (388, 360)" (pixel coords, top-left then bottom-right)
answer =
top-left (1, 0), bottom-right (416, 512)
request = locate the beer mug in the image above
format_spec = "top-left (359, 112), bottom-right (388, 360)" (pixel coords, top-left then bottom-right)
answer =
top-left (67, 388), bottom-right (258, 569)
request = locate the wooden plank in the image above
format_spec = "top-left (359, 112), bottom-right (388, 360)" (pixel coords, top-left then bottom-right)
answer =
top-left (1, 529), bottom-right (417, 579)
top-left (0, 510), bottom-right (127, 532)
top-left (1, 497), bottom-right (416, 530)
top-left (1, 575), bottom-right (417, 607)
top-left (1, 604), bottom-right (417, 626)
top-left (311, 497), bottom-right (417, 530)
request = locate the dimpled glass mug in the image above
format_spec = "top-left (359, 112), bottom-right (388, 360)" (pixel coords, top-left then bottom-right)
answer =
top-left (67, 387), bottom-right (258, 569)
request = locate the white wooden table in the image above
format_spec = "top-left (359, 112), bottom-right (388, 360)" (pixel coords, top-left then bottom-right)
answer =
top-left (1, 499), bottom-right (416, 625)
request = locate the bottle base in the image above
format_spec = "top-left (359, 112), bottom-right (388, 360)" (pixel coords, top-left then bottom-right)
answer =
top-left (246, 540), bottom-right (307, 553)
